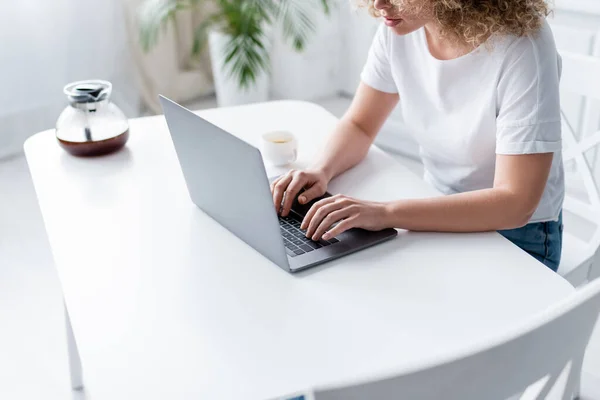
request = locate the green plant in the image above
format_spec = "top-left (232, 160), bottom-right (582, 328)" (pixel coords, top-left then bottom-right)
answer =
top-left (138, 0), bottom-right (331, 89)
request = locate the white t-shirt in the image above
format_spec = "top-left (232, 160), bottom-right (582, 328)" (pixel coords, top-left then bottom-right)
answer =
top-left (361, 21), bottom-right (564, 223)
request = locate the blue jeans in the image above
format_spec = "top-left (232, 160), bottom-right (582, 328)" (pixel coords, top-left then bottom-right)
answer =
top-left (498, 212), bottom-right (563, 272)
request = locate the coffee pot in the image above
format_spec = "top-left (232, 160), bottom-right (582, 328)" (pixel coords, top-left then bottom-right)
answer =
top-left (56, 80), bottom-right (129, 156)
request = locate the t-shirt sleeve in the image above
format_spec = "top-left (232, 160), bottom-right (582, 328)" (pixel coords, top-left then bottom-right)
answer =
top-left (360, 25), bottom-right (398, 94)
top-left (495, 26), bottom-right (562, 155)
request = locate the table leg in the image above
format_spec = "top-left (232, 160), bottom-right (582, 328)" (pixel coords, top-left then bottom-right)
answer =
top-left (64, 303), bottom-right (84, 391)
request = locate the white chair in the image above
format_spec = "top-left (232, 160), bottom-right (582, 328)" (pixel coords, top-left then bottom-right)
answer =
top-left (557, 52), bottom-right (600, 286)
top-left (277, 279), bottom-right (600, 400)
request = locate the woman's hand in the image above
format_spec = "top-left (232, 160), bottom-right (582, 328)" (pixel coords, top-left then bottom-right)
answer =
top-left (301, 194), bottom-right (391, 241)
top-left (271, 169), bottom-right (330, 217)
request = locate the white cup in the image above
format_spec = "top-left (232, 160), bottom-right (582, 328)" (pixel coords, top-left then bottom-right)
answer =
top-left (261, 131), bottom-right (298, 166)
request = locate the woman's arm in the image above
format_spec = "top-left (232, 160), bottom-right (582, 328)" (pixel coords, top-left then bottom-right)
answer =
top-left (303, 153), bottom-right (554, 240)
top-left (272, 83), bottom-right (398, 216)
top-left (386, 153), bottom-right (554, 232)
top-left (314, 82), bottom-right (399, 181)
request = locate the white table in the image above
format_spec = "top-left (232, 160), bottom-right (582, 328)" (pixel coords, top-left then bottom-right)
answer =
top-left (25, 101), bottom-right (574, 400)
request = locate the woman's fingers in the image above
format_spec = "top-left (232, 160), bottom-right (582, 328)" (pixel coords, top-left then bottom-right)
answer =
top-left (270, 177), bottom-right (282, 205)
top-left (305, 200), bottom-right (346, 237)
top-left (272, 173), bottom-right (293, 212)
top-left (280, 174), bottom-right (307, 217)
top-left (322, 218), bottom-right (356, 241)
top-left (270, 176), bottom-right (283, 195)
top-left (311, 209), bottom-right (351, 241)
top-left (301, 195), bottom-right (337, 230)
top-left (270, 169), bottom-right (330, 218)
top-left (297, 183), bottom-right (325, 205)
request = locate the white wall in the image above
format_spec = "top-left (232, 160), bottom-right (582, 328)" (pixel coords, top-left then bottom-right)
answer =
top-left (0, 0), bottom-right (139, 159)
top-left (270, 5), bottom-right (343, 101)
top-left (338, 5), bottom-right (379, 95)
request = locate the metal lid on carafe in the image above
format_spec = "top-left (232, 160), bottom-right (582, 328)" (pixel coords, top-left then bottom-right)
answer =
top-left (64, 80), bottom-right (112, 105)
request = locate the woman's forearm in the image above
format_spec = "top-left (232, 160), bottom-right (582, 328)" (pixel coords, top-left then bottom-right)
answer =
top-left (310, 82), bottom-right (399, 182)
top-left (312, 117), bottom-right (375, 182)
top-left (386, 188), bottom-right (535, 232)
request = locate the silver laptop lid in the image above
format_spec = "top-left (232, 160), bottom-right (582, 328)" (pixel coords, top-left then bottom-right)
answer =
top-left (159, 96), bottom-right (289, 271)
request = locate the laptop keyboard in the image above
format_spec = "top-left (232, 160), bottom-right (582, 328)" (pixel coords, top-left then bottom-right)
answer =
top-left (279, 214), bottom-right (339, 257)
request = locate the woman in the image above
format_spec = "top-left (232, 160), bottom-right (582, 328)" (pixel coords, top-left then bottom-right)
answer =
top-left (271, 0), bottom-right (564, 271)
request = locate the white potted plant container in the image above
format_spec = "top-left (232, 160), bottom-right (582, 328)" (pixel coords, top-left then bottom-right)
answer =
top-left (208, 29), bottom-right (270, 107)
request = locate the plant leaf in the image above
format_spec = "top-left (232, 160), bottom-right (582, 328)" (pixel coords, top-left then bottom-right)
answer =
top-left (212, 0), bottom-right (271, 89)
top-left (137, 0), bottom-right (188, 53)
top-left (137, 0), bottom-right (331, 89)
top-left (277, 0), bottom-right (316, 52)
top-left (192, 14), bottom-right (222, 57)
top-left (223, 29), bottom-right (270, 89)
top-left (320, 0), bottom-right (332, 15)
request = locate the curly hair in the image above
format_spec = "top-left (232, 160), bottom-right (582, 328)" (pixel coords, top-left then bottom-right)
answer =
top-left (358, 0), bottom-right (551, 47)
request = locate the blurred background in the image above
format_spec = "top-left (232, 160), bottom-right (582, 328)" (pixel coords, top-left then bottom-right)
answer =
top-left (1, 0), bottom-right (599, 160)
top-left (1, 0), bottom-right (600, 399)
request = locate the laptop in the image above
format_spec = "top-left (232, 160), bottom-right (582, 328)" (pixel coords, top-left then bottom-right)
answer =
top-left (160, 96), bottom-right (398, 273)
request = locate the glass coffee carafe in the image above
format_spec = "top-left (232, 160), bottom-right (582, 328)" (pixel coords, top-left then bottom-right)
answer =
top-left (56, 80), bottom-right (129, 157)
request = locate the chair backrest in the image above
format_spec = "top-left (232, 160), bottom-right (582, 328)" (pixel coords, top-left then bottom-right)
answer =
top-left (559, 52), bottom-right (600, 278)
top-left (280, 279), bottom-right (600, 400)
